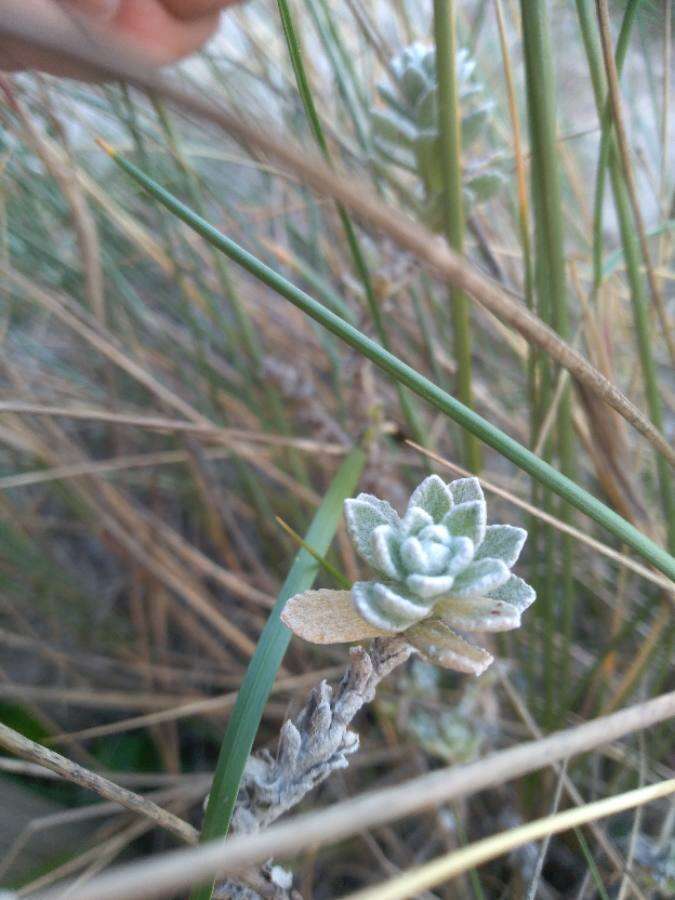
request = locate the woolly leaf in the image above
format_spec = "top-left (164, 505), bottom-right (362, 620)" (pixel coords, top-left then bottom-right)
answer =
top-left (344, 495), bottom-right (399, 566)
top-left (443, 499), bottom-right (486, 546)
top-left (461, 105), bottom-right (491, 147)
top-left (371, 524), bottom-right (404, 579)
top-left (449, 557), bottom-right (510, 598)
top-left (373, 137), bottom-right (418, 173)
top-left (486, 574), bottom-right (536, 612)
top-left (436, 595), bottom-right (521, 632)
top-left (448, 476), bottom-right (484, 506)
top-left (405, 571), bottom-right (457, 600)
top-left (376, 82), bottom-right (408, 117)
top-left (400, 505), bottom-right (435, 536)
top-left (475, 525), bottom-right (527, 567)
top-left (371, 108), bottom-right (417, 147)
top-left (415, 86), bottom-right (437, 130)
top-left (401, 59), bottom-right (429, 104)
top-left (352, 581), bottom-right (433, 632)
top-left (407, 474), bottom-right (453, 522)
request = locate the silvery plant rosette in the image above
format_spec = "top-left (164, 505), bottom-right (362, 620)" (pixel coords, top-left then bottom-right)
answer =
top-left (282, 475), bottom-right (535, 675)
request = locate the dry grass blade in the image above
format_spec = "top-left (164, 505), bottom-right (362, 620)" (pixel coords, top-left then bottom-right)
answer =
top-left (49, 667), bottom-right (342, 744)
top-left (0, 722), bottom-right (198, 845)
top-left (0, 401), bottom-right (346, 453)
top-left (0, 9), bottom-right (672, 467)
top-left (0, 684), bottom-right (198, 710)
top-left (498, 670), bottom-right (638, 887)
top-left (28, 690), bottom-right (675, 900)
top-left (345, 778), bottom-right (675, 900)
top-left (1, 268), bottom-right (210, 426)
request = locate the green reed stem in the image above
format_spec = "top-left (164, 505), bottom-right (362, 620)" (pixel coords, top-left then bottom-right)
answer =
top-left (433, 0), bottom-right (481, 473)
top-left (103, 147), bottom-right (675, 583)
top-left (520, 0), bottom-right (576, 721)
top-left (304, 0), bottom-right (370, 152)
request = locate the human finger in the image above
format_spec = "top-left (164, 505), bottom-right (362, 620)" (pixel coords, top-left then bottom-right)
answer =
top-left (111, 0), bottom-right (221, 66)
top-left (159, 1), bottom-right (242, 23)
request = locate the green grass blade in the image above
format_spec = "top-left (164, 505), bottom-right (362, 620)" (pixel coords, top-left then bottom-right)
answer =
top-left (191, 446), bottom-right (365, 900)
top-left (103, 148), bottom-right (675, 582)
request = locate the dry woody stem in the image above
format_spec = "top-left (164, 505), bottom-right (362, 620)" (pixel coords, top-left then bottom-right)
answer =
top-left (0, 722), bottom-right (199, 846)
top-left (231, 637), bottom-right (412, 835)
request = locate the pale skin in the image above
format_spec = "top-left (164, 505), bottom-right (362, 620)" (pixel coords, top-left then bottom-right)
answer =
top-left (1, 0), bottom-right (243, 74)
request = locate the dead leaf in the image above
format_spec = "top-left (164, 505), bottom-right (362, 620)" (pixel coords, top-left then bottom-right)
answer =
top-left (281, 589), bottom-right (390, 644)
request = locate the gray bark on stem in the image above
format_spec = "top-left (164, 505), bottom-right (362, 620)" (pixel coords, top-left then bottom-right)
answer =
top-left (215, 637), bottom-right (413, 897)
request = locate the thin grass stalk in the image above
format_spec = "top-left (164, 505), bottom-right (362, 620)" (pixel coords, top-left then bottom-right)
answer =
top-left (276, 0), bottom-right (426, 446)
top-left (112, 85), bottom-right (237, 378)
top-left (494, 0), bottom-right (539, 692)
top-left (192, 446), bottom-right (366, 900)
top-left (101, 146), bottom-right (675, 582)
top-left (433, 0), bottom-right (481, 473)
top-left (4, 11), bottom-right (671, 466)
top-left (575, 0), bottom-right (674, 553)
top-left (610, 172), bottom-right (674, 552)
top-left (150, 96), bottom-right (259, 365)
top-left (582, 0), bottom-right (640, 297)
top-left (304, 0), bottom-right (370, 152)
top-left (519, 1), bottom-right (576, 721)
top-left (345, 779), bottom-right (675, 900)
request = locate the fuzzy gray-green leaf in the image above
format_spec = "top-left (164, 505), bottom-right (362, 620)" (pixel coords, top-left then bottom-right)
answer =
top-left (407, 474), bottom-right (454, 522)
top-left (443, 499), bottom-right (486, 546)
top-left (486, 574), bottom-right (536, 613)
top-left (475, 524), bottom-right (527, 567)
top-left (449, 557), bottom-right (510, 598)
top-left (344, 495), bottom-right (399, 566)
top-left (448, 476), bottom-right (484, 506)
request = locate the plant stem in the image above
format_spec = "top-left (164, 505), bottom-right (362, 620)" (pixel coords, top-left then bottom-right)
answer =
top-left (433, 0), bottom-right (481, 472)
top-left (519, 0), bottom-right (575, 720)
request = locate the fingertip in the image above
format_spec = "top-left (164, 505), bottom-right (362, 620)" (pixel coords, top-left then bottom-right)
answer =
top-left (112, 2), bottom-right (221, 66)
top-left (160, 1), bottom-right (240, 22)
